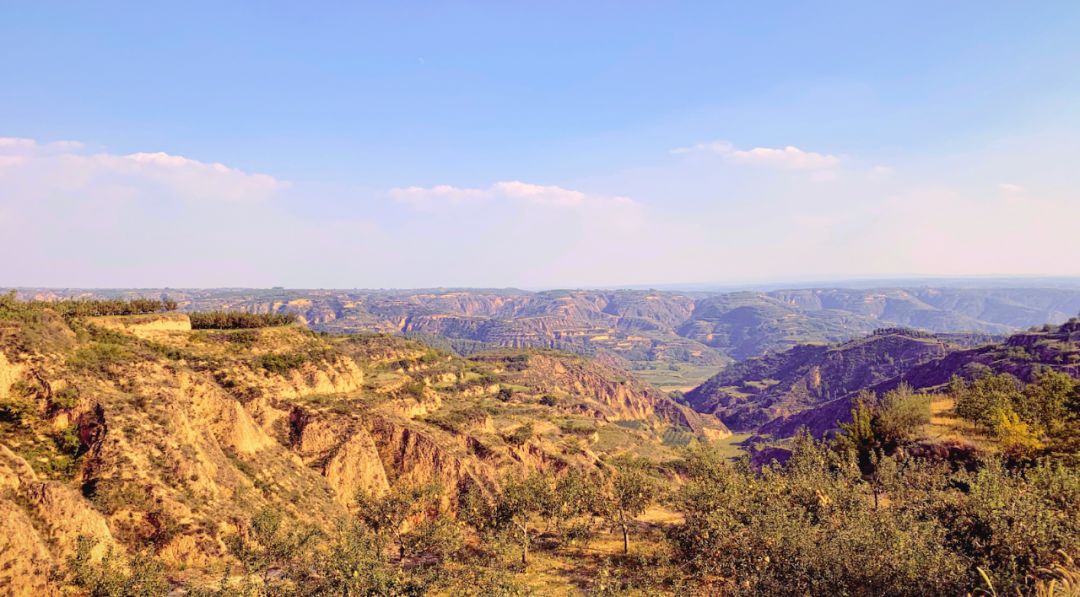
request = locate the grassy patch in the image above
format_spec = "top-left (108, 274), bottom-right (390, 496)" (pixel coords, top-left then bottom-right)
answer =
top-left (628, 362), bottom-right (721, 390)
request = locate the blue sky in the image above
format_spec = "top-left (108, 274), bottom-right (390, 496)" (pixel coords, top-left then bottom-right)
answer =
top-left (3, 2), bottom-right (1079, 288)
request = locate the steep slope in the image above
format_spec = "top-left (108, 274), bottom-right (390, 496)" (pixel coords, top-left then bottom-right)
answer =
top-left (0, 303), bottom-right (726, 591)
top-left (686, 322), bottom-right (1080, 438)
top-left (684, 328), bottom-right (959, 431)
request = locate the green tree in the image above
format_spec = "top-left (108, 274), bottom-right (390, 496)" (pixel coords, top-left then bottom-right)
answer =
top-left (496, 471), bottom-right (553, 565)
top-left (600, 465), bottom-right (659, 554)
top-left (311, 522), bottom-right (424, 596)
top-left (226, 507), bottom-right (318, 589)
top-left (355, 482), bottom-right (440, 563)
top-left (549, 467), bottom-right (604, 544)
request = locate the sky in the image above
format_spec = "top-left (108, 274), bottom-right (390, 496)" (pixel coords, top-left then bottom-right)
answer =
top-left (2, 1), bottom-right (1080, 289)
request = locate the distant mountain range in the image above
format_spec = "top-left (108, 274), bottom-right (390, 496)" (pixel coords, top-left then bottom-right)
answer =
top-left (11, 287), bottom-right (1080, 374)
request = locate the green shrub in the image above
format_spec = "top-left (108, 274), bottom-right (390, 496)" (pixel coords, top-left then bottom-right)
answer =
top-left (70, 342), bottom-right (133, 376)
top-left (0, 293), bottom-right (176, 321)
top-left (505, 423), bottom-right (534, 446)
top-left (257, 351), bottom-right (311, 375)
top-left (399, 380), bottom-right (427, 399)
top-left (951, 371), bottom-right (1078, 450)
top-left (67, 536), bottom-right (168, 597)
top-left (51, 386), bottom-right (80, 410)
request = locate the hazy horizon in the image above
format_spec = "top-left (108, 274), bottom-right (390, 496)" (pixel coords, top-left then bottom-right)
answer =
top-left (9, 274), bottom-right (1080, 295)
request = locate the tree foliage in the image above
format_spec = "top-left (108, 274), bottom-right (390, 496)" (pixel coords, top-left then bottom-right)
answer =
top-left (952, 371), bottom-right (1079, 455)
top-left (355, 482), bottom-right (443, 562)
top-left (669, 438), bottom-right (1079, 596)
top-left (189, 310), bottom-right (297, 329)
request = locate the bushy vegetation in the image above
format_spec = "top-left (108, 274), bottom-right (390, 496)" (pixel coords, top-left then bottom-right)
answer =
top-left (1, 292), bottom-right (176, 318)
top-left (66, 537), bottom-right (168, 597)
top-left (254, 347), bottom-right (335, 376)
top-left (189, 310), bottom-right (296, 329)
top-left (60, 429), bottom-right (1079, 595)
top-left (951, 370), bottom-right (1079, 455)
top-left (669, 435), bottom-right (1079, 595)
top-left (50, 297), bottom-right (176, 318)
top-left (838, 383), bottom-right (931, 476)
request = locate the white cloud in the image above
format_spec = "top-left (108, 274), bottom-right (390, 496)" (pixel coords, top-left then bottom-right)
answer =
top-left (849, 187), bottom-right (1080, 276)
top-left (389, 184), bottom-right (490, 207)
top-left (999, 182), bottom-right (1026, 194)
top-left (672, 140), bottom-right (841, 170)
top-left (810, 170), bottom-right (838, 183)
top-left (391, 180), bottom-right (636, 210)
top-left (728, 146), bottom-right (840, 170)
top-left (0, 136), bottom-right (388, 287)
top-left (0, 137), bottom-right (84, 153)
top-left (0, 139), bottom-right (284, 202)
top-left (870, 165), bottom-right (894, 180)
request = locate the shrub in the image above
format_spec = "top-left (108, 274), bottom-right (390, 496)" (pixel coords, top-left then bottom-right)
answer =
top-left (505, 422), bottom-right (534, 446)
top-left (51, 386), bottom-right (80, 410)
top-left (70, 342), bottom-right (133, 376)
top-left (51, 297), bottom-right (177, 318)
top-left (257, 351), bottom-right (319, 375)
top-left (227, 507), bottom-right (318, 589)
top-left (355, 482), bottom-right (441, 561)
top-left (67, 536), bottom-right (168, 597)
top-left (668, 437), bottom-right (1079, 596)
top-left (0, 294), bottom-right (177, 321)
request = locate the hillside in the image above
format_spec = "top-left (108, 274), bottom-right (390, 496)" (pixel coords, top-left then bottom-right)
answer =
top-left (686, 321), bottom-right (1080, 439)
top-left (14, 287), bottom-right (1080, 389)
top-left (0, 301), bottom-right (726, 593)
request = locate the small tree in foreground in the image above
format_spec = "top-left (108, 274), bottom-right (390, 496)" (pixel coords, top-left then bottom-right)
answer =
top-left (600, 464), bottom-right (659, 554)
top-left (226, 507), bottom-right (318, 588)
top-left (355, 482), bottom-right (440, 563)
top-left (496, 471), bottom-right (553, 565)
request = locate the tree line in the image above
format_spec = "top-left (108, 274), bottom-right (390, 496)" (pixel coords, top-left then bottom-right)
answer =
top-left (189, 311), bottom-right (297, 329)
top-left (0, 292), bottom-right (177, 318)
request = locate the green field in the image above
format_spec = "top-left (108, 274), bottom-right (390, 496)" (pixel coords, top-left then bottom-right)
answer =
top-left (712, 432), bottom-right (753, 459)
top-left (629, 361), bottom-right (722, 390)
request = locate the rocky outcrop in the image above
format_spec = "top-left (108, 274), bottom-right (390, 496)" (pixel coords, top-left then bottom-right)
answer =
top-left (367, 415), bottom-right (495, 503)
top-left (290, 410), bottom-right (391, 505)
top-left (0, 352), bottom-right (25, 402)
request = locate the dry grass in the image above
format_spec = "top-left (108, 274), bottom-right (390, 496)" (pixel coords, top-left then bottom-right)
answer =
top-left (919, 396), bottom-right (996, 450)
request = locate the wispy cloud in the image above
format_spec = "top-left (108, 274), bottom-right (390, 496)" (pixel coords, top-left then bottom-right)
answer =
top-left (0, 137), bottom-right (84, 153)
top-left (391, 180), bottom-right (636, 210)
top-left (672, 140), bottom-right (841, 170)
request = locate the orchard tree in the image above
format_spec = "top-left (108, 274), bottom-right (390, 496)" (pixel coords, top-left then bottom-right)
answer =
top-left (496, 471), bottom-right (553, 565)
top-left (601, 463), bottom-right (659, 554)
top-left (355, 482), bottom-right (439, 563)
